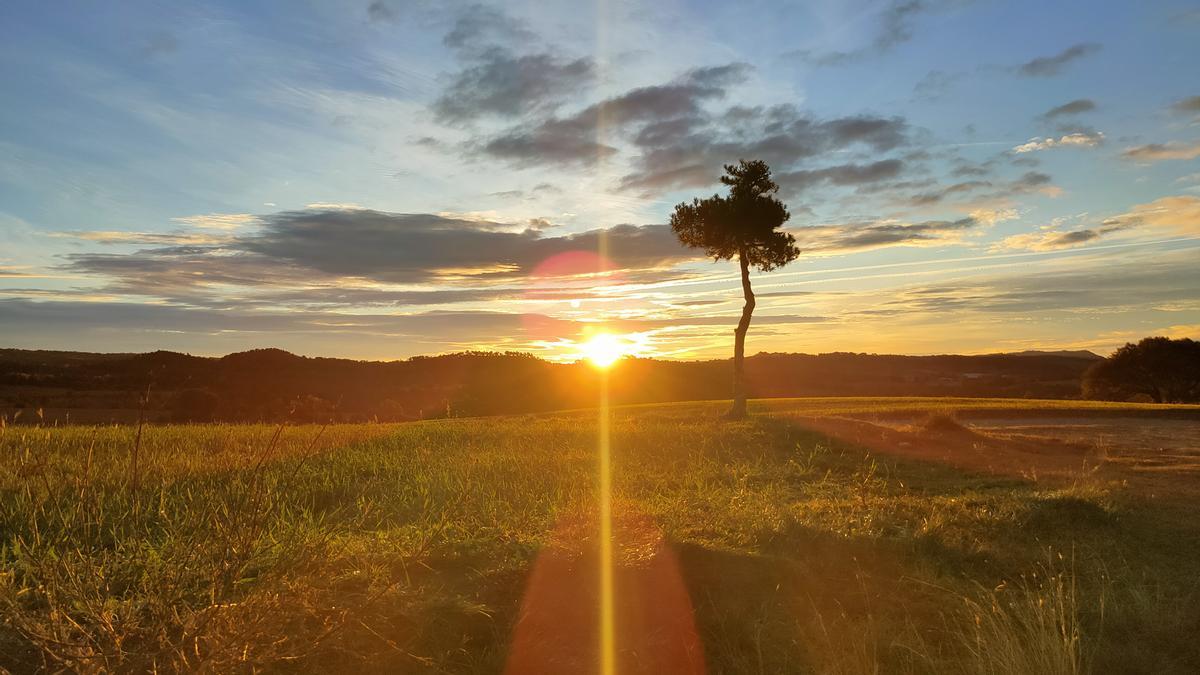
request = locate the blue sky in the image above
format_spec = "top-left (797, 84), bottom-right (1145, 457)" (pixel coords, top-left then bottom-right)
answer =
top-left (1, 0), bottom-right (1198, 360)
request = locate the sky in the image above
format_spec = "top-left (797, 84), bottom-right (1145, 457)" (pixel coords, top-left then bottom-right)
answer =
top-left (1, 0), bottom-right (1199, 362)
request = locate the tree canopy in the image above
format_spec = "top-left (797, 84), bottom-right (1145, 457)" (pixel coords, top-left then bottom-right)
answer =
top-left (1082, 336), bottom-right (1200, 403)
top-left (670, 160), bottom-right (799, 271)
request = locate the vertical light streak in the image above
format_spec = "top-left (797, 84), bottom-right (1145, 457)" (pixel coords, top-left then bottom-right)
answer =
top-left (597, 365), bottom-right (614, 675)
top-left (593, 1), bottom-right (615, 673)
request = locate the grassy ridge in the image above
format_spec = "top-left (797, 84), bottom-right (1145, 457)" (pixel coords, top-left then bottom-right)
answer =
top-left (2, 399), bottom-right (1198, 672)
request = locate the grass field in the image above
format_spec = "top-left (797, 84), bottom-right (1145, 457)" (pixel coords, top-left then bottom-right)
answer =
top-left (3, 397), bottom-right (1199, 673)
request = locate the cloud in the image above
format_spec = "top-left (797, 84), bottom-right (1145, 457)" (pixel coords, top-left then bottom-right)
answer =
top-left (619, 104), bottom-right (910, 194)
top-left (795, 1), bottom-right (935, 67)
top-left (951, 159), bottom-right (995, 178)
top-left (443, 4), bottom-right (536, 54)
top-left (903, 171), bottom-right (1057, 207)
top-left (1012, 132), bottom-right (1104, 153)
top-left (908, 180), bottom-right (991, 205)
top-left (0, 298), bottom-right (826, 359)
top-left (0, 298), bottom-right (561, 347)
top-left (1009, 171), bottom-right (1055, 191)
top-left (64, 247), bottom-right (319, 301)
top-left (250, 287), bottom-right (518, 309)
top-left (1016, 43), bottom-right (1101, 77)
top-left (776, 159), bottom-right (905, 194)
top-left (433, 49), bottom-right (595, 122)
top-left (996, 195), bottom-right (1200, 251)
top-left (1121, 140), bottom-right (1200, 162)
top-left (1168, 95), bottom-right (1200, 117)
top-left (912, 70), bottom-right (965, 101)
top-left (452, 56), bottom-right (911, 198)
top-left (993, 228), bottom-right (1104, 251)
top-left (489, 189), bottom-right (524, 199)
top-left (481, 127), bottom-right (618, 167)
top-left (171, 213), bottom-right (259, 230)
top-left (873, 1), bottom-right (928, 50)
top-left (366, 0), bottom-right (397, 22)
top-left (868, 251), bottom-right (1200, 317)
top-left (968, 208), bottom-right (1020, 226)
top-left (63, 209), bottom-right (698, 301)
top-left (1176, 173), bottom-right (1200, 192)
top-left (795, 216), bottom-right (979, 253)
top-left (50, 230), bottom-right (232, 246)
top-left (1040, 99), bottom-right (1096, 119)
top-left (478, 63), bottom-right (752, 167)
top-left (1101, 195), bottom-right (1200, 235)
top-left (242, 211), bottom-right (693, 282)
top-left (304, 202), bottom-right (364, 210)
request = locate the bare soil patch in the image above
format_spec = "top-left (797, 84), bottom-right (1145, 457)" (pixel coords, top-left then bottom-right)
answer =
top-left (788, 415), bottom-right (1101, 478)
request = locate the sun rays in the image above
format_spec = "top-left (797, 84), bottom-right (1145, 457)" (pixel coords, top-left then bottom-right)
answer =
top-left (577, 332), bottom-right (631, 368)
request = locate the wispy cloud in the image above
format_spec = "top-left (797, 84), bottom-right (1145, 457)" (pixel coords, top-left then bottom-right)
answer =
top-left (1012, 132), bottom-right (1104, 153)
top-left (791, 1), bottom-right (943, 67)
top-left (1016, 43), bottom-right (1102, 77)
top-left (993, 227), bottom-right (1108, 252)
top-left (434, 49), bottom-right (595, 123)
top-left (912, 69), bottom-right (966, 101)
top-left (795, 217), bottom-right (980, 253)
top-left (50, 230), bottom-right (232, 246)
top-left (171, 213), bottom-right (259, 230)
top-left (996, 195), bottom-right (1200, 250)
top-left (776, 160), bottom-right (905, 194)
top-left (1121, 140), bottom-right (1200, 162)
top-left (1168, 95), bottom-right (1200, 119)
top-left (1102, 195), bottom-right (1200, 235)
top-left (1039, 99), bottom-right (1097, 119)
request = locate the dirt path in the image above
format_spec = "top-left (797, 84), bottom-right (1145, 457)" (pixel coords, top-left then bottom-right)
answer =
top-left (787, 415), bottom-right (1101, 478)
top-left (785, 413), bottom-right (1200, 505)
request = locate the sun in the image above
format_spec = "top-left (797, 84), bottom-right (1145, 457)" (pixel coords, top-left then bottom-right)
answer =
top-left (577, 333), bottom-right (628, 368)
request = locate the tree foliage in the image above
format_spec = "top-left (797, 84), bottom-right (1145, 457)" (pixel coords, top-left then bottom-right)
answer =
top-left (1082, 336), bottom-right (1200, 403)
top-left (669, 160), bottom-right (799, 271)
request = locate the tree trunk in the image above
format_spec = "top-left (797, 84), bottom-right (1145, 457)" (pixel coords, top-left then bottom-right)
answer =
top-left (726, 251), bottom-right (755, 419)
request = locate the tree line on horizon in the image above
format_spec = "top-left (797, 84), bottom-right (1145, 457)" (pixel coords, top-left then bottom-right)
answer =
top-left (4, 343), bottom-right (1181, 425)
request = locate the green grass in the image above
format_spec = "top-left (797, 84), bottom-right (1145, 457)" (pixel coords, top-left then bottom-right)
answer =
top-left (2, 398), bottom-right (1198, 672)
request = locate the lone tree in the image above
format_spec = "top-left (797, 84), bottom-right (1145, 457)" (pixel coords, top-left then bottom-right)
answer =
top-left (1082, 336), bottom-right (1200, 403)
top-left (670, 160), bottom-right (800, 418)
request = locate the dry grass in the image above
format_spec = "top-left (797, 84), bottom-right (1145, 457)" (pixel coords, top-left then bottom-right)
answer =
top-left (954, 556), bottom-right (1094, 675)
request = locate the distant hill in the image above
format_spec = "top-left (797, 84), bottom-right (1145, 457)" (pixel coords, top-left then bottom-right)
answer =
top-left (1003, 349), bottom-right (1102, 360)
top-left (0, 347), bottom-right (1103, 424)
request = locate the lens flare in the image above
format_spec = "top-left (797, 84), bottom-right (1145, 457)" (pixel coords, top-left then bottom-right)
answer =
top-left (578, 333), bottom-right (627, 368)
top-left (598, 368), bottom-right (614, 675)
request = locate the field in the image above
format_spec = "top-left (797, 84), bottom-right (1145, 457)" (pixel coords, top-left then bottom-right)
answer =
top-left (3, 397), bottom-right (1200, 673)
